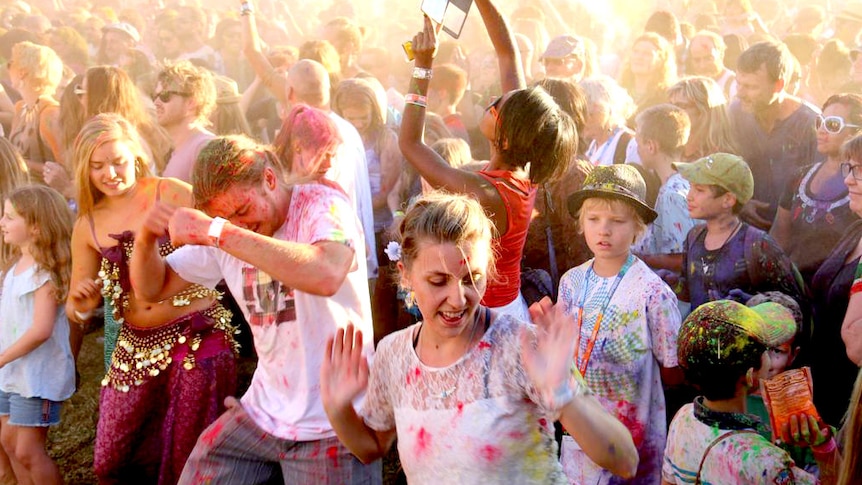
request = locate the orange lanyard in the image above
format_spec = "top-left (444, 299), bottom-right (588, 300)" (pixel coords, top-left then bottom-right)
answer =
top-left (573, 255), bottom-right (634, 375)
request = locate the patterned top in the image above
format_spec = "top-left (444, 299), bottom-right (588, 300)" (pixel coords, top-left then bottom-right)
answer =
top-left (558, 257), bottom-right (681, 484)
top-left (635, 173), bottom-right (697, 255)
top-left (663, 398), bottom-right (816, 485)
top-left (361, 314), bottom-right (568, 485)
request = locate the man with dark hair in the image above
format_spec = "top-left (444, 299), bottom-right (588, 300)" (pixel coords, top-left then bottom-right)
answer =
top-left (156, 60), bottom-right (217, 182)
top-left (729, 41), bottom-right (821, 230)
top-left (663, 300), bottom-right (835, 485)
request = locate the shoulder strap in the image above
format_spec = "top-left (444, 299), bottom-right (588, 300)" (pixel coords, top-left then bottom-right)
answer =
top-left (695, 429), bottom-right (759, 484)
top-left (155, 178), bottom-right (164, 202)
top-left (613, 130), bottom-right (633, 165)
top-left (686, 224), bottom-right (708, 255)
top-left (86, 214), bottom-right (102, 249)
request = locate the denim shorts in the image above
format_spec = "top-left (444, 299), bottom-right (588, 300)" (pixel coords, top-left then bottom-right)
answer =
top-left (0, 390), bottom-right (62, 427)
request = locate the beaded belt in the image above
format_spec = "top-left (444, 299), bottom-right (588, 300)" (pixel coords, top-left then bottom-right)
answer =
top-left (102, 304), bottom-right (236, 392)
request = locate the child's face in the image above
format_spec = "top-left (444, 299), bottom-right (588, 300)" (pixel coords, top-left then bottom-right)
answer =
top-left (686, 183), bottom-right (734, 219)
top-left (580, 199), bottom-right (640, 263)
top-left (758, 341), bottom-right (796, 380)
top-left (0, 201), bottom-right (31, 248)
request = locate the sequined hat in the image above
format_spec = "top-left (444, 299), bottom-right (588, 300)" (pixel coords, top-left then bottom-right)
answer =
top-left (567, 164), bottom-right (658, 223)
top-left (678, 300), bottom-right (795, 375)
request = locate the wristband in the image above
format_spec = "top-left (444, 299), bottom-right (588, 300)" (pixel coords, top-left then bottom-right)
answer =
top-left (811, 437), bottom-right (837, 455)
top-left (405, 93), bottom-right (427, 108)
top-left (240, 2), bottom-right (253, 16)
top-left (74, 309), bottom-right (93, 322)
top-left (412, 67), bottom-right (433, 80)
top-left (208, 217), bottom-right (228, 248)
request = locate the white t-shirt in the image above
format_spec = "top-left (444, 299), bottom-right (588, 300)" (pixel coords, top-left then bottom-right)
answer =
top-left (663, 400), bottom-right (816, 485)
top-left (361, 314), bottom-right (568, 485)
top-left (0, 264), bottom-right (75, 401)
top-left (166, 183), bottom-right (373, 441)
top-left (328, 113), bottom-right (378, 279)
top-left (558, 257), bottom-right (681, 484)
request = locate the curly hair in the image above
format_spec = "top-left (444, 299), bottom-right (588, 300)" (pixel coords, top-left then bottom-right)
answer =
top-left (157, 60), bottom-right (217, 123)
top-left (10, 41), bottom-right (63, 96)
top-left (4, 185), bottom-right (73, 301)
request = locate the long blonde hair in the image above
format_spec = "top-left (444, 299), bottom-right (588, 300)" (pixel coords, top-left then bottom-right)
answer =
top-left (838, 369), bottom-right (862, 485)
top-left (668, 76), bottom-right (739, 159)
top-left (72, 113), bottom-right (152, 216)
top-left (4, 185), bottom-right (73, 301)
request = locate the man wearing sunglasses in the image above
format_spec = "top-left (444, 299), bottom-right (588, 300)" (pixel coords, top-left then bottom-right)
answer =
top-left (729, 41), bottom-right (822, 231)
top-left (539, 34), bottom-right (587, 83)
top-left (156, 60), bottom-right (217, 183)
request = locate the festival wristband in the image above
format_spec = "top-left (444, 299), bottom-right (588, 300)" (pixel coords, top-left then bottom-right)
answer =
top-left (852, 277), bottom-right (862, 295)
top-left (811, 437), bottom-right (837, 455)
top-left (405, 93), bottom-right (427, 108)
top-left (412, 67), bottom-right (433, 80)
top-left (208, 217), bottom-right (228, 248)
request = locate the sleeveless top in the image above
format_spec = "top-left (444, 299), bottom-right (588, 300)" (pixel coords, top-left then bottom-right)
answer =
top-left (366, 146), bottom-right (393, 231)
top-left (9, 98), bottom-right (57, 185)
top-left (478, 169), bottom-right (537, 307)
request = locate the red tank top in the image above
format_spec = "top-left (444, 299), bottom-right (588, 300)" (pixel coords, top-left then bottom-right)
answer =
top-left (478, 169), bottom-right (537, 307)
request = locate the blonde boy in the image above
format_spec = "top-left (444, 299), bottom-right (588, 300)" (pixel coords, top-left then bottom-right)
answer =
top-left (634, 104), bottom-right (697, 272)
top-left (559, 165), bottom-right (682, 484)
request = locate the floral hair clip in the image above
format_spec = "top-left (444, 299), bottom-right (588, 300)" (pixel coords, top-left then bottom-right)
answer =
top-left (385, 241), bottom-right (402, 262)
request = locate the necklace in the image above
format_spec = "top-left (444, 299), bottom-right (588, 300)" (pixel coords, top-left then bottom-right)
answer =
top-left (415, 307), bottom-right (484, 400)
top-left (795, 163), bottom-right (849, 224)
top-left (573, 254), bottom-right (635, 375)
top-left (700, 219), bottom-right (742, 275)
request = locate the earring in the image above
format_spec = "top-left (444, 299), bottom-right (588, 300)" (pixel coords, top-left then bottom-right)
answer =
top-left (404, 289), bottom-right (416, 309)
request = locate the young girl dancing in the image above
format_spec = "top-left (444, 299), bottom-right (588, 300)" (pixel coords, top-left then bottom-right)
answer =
top-left (0, 185), bottom-right (76, 485)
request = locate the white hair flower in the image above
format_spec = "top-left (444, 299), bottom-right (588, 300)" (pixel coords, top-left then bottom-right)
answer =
top-left (384, 241), bottom-right (402, 262)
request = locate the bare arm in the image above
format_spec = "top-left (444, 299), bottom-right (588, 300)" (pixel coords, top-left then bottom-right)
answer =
top-left (637, 253), bottom-right (683, 273)
top-left (240, 0), bottom-right (288, 106)
top-left (400, 16), bottom-right (506, 224)
top-left (559, 394), bottom-right (639, 479)
top-left (321, 325), bottom-right (397, 463)
top-left (0, 283), bottom-right (60, 368)
top-left (66, 218), bottom-right (104, 324)
top-left (842, 289), bottom-right (862, 366)
top-left (769, 207), bottom-right (792, 253)
top-left (473, 0), bottom-right (524, 92)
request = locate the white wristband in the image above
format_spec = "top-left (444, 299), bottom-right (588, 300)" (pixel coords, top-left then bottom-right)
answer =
top-left (208, 217), bottom-right (228, 248)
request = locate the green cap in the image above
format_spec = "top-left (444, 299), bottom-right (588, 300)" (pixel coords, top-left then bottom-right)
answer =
top-left (674, 153), bottom-right (754, 205)
top-left (678, 300), bottom-right (772, 372)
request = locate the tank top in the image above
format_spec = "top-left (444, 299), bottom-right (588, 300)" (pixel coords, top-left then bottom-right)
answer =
top-left (478, 169), bottom-right (537, 307)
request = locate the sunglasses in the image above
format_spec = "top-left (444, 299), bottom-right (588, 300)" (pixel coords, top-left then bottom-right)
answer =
top-left (152, 90), bottom-right (190, 103)
top-left (841, 162), bottom-right (862, 181)
top-left (816, 115), bottom-right (861, 134)
top-left (486, 96), bottom-right (502, 119)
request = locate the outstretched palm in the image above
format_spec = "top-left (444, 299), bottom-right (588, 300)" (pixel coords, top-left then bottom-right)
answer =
top-left (320, 324), bottom-right (369, 412)
top-left (521, 297), bottom-right (578, 395)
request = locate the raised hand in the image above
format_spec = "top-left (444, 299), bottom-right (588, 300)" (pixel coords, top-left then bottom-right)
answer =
top-left (411, 15), bottom-right (441, 68)
top-left (140, 202), bottom-right (176, 243)
top-left (320, 324), bottom-right (369, 413)
top-left (522, 297), bottom-right (578, 402)
top-left (167, 207), bottom-right (213, 247)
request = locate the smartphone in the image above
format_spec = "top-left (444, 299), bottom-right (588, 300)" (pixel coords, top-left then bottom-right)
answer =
top-left (420, 0), bottom-right (472, 39)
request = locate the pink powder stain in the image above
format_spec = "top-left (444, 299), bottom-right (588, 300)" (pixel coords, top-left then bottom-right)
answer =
top-left (538, 418), bottom-right (548, 427)
top-left (479, 444), bottom-right (502, 462)
top-left (456, 402), bottom-right (464, 415)
top-left (326, 446), bottom-right (339, 467)
top-left (406, 367), bottom-right (421, 385)
top-left (507, 430), bottom-right (526, 440)
top-left (477, 341), bottom-right (492, 350)
top-left (615, 401), bottom-right (646, 447)
top-left (281, 376), bottom-right (290, 388)
top-left (200, 420), bottom-right (225, 446)
top-left (415, 427), bottom-right (432, 456)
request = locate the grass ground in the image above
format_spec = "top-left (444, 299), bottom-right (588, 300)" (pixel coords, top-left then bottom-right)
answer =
top-left (47, 329), bottom-right (403, 484)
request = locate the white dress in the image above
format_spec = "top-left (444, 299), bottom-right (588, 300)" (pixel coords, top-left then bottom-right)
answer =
top-left (361, 314), bottom-right (568, 485)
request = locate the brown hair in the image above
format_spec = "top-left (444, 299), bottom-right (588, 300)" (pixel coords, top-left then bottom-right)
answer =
top-left (157, 60), bottom-right (217, 123)
top-left (4, 185), bottom-right (73, 301)
top-left (636, 103), bottom-right (691, 157)
top-left (193, 135), bottom-right (280, 208)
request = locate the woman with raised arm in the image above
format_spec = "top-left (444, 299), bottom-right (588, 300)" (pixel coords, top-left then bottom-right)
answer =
top-left (401, 3), bottom-right (577, 320)
top-left (66, 114), bottom-right (237, 485)
top-left (320, 192), bottom-right (638, 483)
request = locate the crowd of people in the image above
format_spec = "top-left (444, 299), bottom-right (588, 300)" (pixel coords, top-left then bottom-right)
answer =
top-left (0, 0), bottom-right (861, 483)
